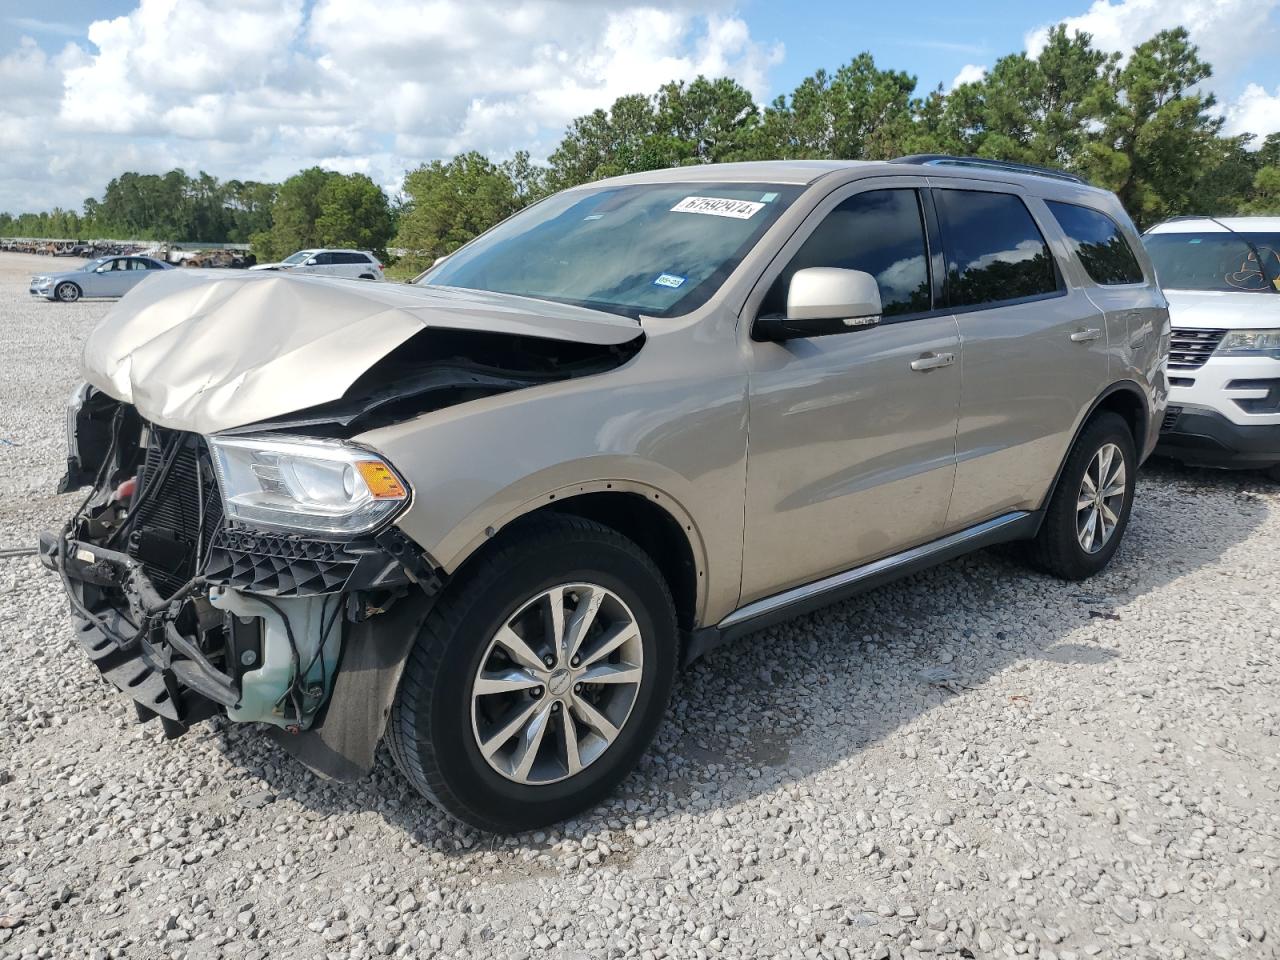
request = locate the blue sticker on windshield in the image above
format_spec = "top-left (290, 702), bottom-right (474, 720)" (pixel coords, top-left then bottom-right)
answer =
top-left (653, 273), bottom-right (687, 289)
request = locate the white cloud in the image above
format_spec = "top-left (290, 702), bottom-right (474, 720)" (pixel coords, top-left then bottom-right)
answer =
top-left (0, 0), bottom-right (782, 214)
top-left (950, 64), bottom-right (987, 89)
top-left (1026, 0), bottom-right (1280, 76)
top-left (1223, 83), bottom-right (1280, 139)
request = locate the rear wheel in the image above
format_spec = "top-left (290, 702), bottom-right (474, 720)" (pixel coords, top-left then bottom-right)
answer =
top-left (1028, 412), bottom-right (1137, 580)
top-left (387, 515), bottom-right (677, 832)
top-left (55, 282), bottom-right (81, 302)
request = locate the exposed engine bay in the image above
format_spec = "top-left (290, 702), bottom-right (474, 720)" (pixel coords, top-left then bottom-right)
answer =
top-left (42, 392), bottom-right (434, 743)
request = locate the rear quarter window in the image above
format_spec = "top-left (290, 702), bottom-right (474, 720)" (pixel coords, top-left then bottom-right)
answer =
top-left (1046, 201), bottom-right (1144, 285)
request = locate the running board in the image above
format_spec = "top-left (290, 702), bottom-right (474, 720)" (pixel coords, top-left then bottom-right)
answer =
top-left (683, 511), bottom-right (1039, 664)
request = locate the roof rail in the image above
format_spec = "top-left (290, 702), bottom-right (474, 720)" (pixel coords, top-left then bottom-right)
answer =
top-left (890, 154), bottom-right (1090, 185)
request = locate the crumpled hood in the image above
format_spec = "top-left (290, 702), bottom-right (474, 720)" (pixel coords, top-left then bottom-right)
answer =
top-left (82, 268), bottom-right (640, 435)
top-left (1164, 289), bottom-right (1280, 329)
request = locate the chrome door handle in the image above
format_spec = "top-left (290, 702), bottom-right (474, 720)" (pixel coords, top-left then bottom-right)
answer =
top-left (910, 352), bottom-right (955, 372)
top-left (1070, 328), bottom-right (1102, 343)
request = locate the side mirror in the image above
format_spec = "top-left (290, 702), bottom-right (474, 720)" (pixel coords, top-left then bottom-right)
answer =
top-left (754, 267), bottom-right (883, 342)
top-left (305, 257), bottom-right (319, 266)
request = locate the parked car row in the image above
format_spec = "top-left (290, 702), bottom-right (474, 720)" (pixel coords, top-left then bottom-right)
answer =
top-left (29, 247), bottom-right (384, 302)
top-left (34, 155), bottom-right (1278, 834)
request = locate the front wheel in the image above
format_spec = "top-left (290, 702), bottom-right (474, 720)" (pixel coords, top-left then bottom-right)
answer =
top-left (1028, 411), bottom-right (1137, 580)
top-left (386, 515), bottom-right (677, 832)
top-left (55, 282), bottom-right (81, 302)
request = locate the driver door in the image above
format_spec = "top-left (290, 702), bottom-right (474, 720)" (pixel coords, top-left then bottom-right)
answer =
top-left (92, 259), bottom-right (131, 297)
top-left (740, 182), bottom-right (961, 604)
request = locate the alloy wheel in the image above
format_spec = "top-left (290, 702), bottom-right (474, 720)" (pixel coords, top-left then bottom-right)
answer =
top-left (470, 582), bottom-right (644, 785)
top-left (56, 282), bottom-right (79, 302)
top-left (1076, 442), bottom-right (1126, 553)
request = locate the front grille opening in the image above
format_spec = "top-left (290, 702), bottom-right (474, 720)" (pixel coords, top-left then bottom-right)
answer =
top-left (1168, 328), bottom-right (1225, 370)
top-left (124, 427), bottom-right (223, 597)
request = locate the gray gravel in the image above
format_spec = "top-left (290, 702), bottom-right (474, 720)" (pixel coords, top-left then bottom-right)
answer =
top-left (2, 250), bottom-right (1279, 960)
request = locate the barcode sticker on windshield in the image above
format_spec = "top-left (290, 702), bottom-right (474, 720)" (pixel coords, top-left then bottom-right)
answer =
top-left (671, 196), bottom-right (765, 220)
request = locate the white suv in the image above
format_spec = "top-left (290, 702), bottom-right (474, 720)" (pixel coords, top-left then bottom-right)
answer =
top-left (1144, 217), bottom-right (1280, 480)
top-left (250, 248), bottom-right (384, 280)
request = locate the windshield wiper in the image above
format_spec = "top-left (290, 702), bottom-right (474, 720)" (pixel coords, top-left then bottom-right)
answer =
top-left (1204, 215), bottom-right (1278, 293)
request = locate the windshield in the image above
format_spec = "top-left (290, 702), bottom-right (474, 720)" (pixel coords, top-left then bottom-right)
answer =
top-left (417, 182), bottom-right (803, 317)
top-left (282, 250), bottom-right (314, 265)
top-left (1144, 232), bottom-right (1280, 293)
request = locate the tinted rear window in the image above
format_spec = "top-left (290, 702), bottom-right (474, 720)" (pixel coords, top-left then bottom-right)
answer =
top-left (935, 190), bottom-right (1060, 308)
top-left (1046, 201), bottom-right (1144, 285)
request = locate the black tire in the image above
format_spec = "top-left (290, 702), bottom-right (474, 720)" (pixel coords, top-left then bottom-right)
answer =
top-left (1028, 411), bottom-right (1137, 580)
top-left (55, 281), bottom-right (81, 302)
top-left (358, 273), bottom-right (375, 280)
top-left (386, 515), bottom-right (678, 832)
top-left (1266, 464), bottom-right (1280, 483)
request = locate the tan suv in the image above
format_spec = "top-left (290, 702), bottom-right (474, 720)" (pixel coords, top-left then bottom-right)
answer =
top-left (43, 156), bottom-right (1168, 831)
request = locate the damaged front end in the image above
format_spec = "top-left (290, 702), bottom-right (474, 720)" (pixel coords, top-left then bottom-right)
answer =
top-left (41, 389), bottom-right (439, 774)
top-left (44, 269), bottom-right (647, 780)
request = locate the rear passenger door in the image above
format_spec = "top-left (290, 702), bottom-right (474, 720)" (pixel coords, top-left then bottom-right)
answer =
top-left (934, 184), bottom-right (1111, 528)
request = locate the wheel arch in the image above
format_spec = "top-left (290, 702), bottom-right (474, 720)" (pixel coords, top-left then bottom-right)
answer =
top-left (1037, 380), bottom-right (1149, 517)
top-left (443, 480), bottom-right (708, 633)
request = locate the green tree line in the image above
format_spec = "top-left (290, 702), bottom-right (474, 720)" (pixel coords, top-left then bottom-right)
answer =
top-left (3, 26), bottom-right (1279, 270)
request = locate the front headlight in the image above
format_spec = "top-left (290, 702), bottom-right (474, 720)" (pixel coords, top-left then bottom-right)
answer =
top-left (208, 435), bottom-right (409, 536)
top-left (1216, 328), bottom-right (1280, 358)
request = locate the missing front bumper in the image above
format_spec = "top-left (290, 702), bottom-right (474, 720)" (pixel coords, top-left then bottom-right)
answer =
top-left (39, 532), bottom-right (238, 734)
top-left (41, 518), bottom-right (443, 768)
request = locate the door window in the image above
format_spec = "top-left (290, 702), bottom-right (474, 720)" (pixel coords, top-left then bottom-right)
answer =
top-left (934, 190), bottom-right (1060, 308)
top-left (1045, 201), bottom-right (1144, 285)
top-left (761, 189), bottom-right (932, 318)
top-left (312, 253), bottom-right (335, 265)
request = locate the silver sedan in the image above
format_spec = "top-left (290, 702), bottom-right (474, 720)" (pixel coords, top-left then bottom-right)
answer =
top-left (30, 256), bottom-right (174, 302)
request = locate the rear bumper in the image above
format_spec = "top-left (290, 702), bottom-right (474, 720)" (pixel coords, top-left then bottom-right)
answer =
top-left (1156, 404), bottom-right (1280, 468)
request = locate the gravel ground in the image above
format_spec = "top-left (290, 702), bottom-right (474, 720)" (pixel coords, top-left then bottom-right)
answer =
top-left (1, 249), bottom-right (1278, 960)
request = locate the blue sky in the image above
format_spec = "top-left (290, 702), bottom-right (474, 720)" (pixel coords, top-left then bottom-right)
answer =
top-left (1, 0), bottom-right (1278, 213)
